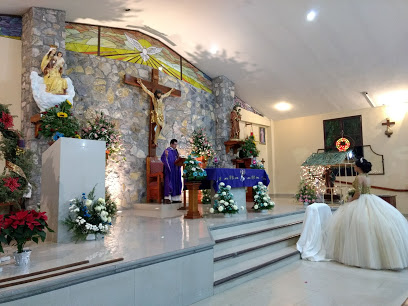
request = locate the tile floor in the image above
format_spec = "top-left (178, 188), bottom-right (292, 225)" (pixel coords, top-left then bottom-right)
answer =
top-left (194, 258), bottom-right (408, 306)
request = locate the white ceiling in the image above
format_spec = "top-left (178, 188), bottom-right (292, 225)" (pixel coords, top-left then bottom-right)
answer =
top-left (2, 0), bottom-right (408, 119)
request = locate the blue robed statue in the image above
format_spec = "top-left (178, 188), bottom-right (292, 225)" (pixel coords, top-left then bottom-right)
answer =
top-left (161, 139), bottom-right (183, 204)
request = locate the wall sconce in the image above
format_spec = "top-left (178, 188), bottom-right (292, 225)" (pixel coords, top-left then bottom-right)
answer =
top-left (382, 118), bottom-right (395, 137)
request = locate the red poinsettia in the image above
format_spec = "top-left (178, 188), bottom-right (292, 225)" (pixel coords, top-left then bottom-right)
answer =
top-left (0, 112), bottom-right (13, 129)
top-left (0, 210), bottom-right (53, 253)
top-left (3, 177), bottom-right (20, 192)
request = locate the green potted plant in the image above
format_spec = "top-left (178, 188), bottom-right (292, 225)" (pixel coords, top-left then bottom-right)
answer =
top-left (239, 133), bottom-right (259, 167)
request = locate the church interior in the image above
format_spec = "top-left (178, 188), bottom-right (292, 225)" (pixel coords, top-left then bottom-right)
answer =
top-left (0, 1), bottom-right (407, 305)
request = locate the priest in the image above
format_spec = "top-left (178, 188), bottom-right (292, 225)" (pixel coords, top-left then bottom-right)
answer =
top-left (161, 139), bottom-right (182, 204)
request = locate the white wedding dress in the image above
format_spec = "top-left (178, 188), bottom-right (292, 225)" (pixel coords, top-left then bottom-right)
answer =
top-left (324, 174), bottom-right (408, 270)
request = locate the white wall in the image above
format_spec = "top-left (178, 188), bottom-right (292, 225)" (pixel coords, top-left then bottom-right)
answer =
top-left (238, 109), bottom-right (272, 190)
top-left (0, 37), bottom-right (22, 169)
top-left (272, 104), bottom-right (408, 213)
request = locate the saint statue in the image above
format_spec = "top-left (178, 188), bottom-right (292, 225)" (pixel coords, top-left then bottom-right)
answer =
top-left (137, 78), bottom-right (174, 146)
top-left (230, 104), bottom-right (242, 140)
top-left (40, 46), bottom-right (68, 95)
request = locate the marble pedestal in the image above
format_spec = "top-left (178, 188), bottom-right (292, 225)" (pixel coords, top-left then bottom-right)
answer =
top-left (41, 138), bottom-right (106, 243)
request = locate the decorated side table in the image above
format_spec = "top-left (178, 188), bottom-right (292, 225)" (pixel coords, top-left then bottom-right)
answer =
top-left (205, 168), bottom-right (270, 205)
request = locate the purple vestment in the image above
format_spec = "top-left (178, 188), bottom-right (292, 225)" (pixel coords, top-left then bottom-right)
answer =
top-left (161, 147), bottom-right (182, 197)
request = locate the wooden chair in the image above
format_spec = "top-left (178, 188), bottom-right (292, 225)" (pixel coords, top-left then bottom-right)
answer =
top-left (146, 157), bottom-right (164, 203)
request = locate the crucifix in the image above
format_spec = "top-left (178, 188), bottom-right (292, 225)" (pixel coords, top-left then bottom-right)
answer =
top-left (382, 118), bottom-right (395, 138)
top-left (124, 69), bottom-right (181, 157)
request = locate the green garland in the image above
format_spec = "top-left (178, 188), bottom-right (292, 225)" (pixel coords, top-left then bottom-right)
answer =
top-left (0, 104), bottom-right (34, 206)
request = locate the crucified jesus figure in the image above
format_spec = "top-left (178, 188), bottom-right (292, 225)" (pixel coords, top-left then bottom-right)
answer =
top-left (137, 78), bottom-right (174, 146)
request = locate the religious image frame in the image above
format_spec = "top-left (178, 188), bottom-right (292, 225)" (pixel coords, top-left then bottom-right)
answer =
top-left (259, 127), bottom-right (266, 145)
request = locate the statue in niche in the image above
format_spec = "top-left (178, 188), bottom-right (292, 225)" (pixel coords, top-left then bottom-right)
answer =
top-left (230, 104), bottom-right (241, 140)
top-left (30, 45), bottom-right (75, 112)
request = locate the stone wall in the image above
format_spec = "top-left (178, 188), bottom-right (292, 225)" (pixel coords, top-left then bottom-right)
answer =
top-left (19, 7), bottom-right (238, 207)
top-left (65, 51), bottom-right (216, 207)
top-left (21, 7), bottom-right (66, 208)
top-left (213, 76), bottom-right (236, 168)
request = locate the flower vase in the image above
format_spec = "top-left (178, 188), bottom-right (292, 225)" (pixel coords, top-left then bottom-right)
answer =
top-left (13, 250), bottom-right (32, 266)
top-left (260, 210), bottom-right (269, 214)
top-left (223, 213), bottom-right (232, 218)
top-left (86, 233), bottom-right (96, 241)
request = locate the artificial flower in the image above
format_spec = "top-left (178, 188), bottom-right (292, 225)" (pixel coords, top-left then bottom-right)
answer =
top-left (209, 208), bottom-right (214, 214)
top-left (57, 112), bottom-right (68, 118)
top-left (0, 112), bottom-right (14, 129)
top-left (85, 199), bottom-right (93, 206)
top-left (3, 177), bottom-right (20, 192)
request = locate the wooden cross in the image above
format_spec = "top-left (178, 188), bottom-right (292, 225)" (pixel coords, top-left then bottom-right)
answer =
top-left (124, 69), bottom-right (181, 157)
top-left (382, 118), bottom-right (395, 138)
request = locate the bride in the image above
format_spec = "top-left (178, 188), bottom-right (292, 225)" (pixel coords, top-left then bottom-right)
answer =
top-left (325, 158), bottom-right (408, 270)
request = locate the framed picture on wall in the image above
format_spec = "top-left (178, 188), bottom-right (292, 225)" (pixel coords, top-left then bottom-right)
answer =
top-left (259, 127), bottom-right (266, 144)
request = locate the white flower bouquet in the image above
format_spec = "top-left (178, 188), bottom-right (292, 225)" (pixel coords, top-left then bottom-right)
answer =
top-left (64, 188), bottom-right (116, 241)
top-left (209, 182), bottom-right (240, 215)
top-left (252, 182), bottom-right (275, 211)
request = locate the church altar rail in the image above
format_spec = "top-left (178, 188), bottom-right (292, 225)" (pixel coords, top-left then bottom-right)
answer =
top-left (205, 168), bottom-right (270, 191)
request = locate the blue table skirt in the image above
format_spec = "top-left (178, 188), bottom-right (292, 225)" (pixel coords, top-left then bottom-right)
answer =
top-left (205, 168), bottom-right (270, 191)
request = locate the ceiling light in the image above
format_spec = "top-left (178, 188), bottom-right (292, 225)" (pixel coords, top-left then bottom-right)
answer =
top-left (274, 102), bottom-right (292, 111)
top-left (210, 45), bottom-right (218, 55)
top-left (306, 10), bottom-right (317, 21)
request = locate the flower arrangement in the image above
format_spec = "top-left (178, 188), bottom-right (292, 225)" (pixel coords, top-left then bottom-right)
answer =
top-left (105, 187), bottom-right (118, 217)
top-left (189, 128), bottom-right (215, 159)
top-left (202, 189), bottom-right (212, 204)
top-left (0, 104), bottom-right (34, 206)
top-left (0, 104), bottom-right (14, 130)
top-left (252, 182), bottom-right (275, 211)
top-left (206, 156), bottom-right (220, 168)
top-left (239, 134), bottom-right (259, 158)
top-left (0, 210), bottom-right (53, 253)
top-left (250, 159), bottom-right (264, 169)
top-left (81, 112), bottom-right (125, 162)
top-left (64, 188), bottom-right (115, 241)
top-left (38, 100), bottom-right (80, 141)
top-left (183, 155), bottom-right (207, 181)
top-left (295, 180), bottom-right (318, 205)
top-left (209, 182), bottom-right (242, 215)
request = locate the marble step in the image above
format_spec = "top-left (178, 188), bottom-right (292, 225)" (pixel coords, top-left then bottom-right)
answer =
top-left (214, 231), bottom-right (300, 271)
top-left (214, 246), bottom-right (300, 294)
top-left (213, 220), bottom-right (303, 251)
top-left (210, 212), bottom-right (304, 239)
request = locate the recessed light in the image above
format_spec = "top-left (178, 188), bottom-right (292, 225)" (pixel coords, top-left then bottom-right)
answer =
top-left (306, 10), bottom-right (317, 21)
top-left (210, 45), bottom-right (218, 55)
top-left (274, 102), bottom-right (292, 111)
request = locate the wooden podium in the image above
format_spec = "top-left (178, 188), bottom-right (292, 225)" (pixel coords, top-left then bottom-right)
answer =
top-left (174, 157), bottom-right (186, 167)
top-left (184, 181), bottom-right (203, 219)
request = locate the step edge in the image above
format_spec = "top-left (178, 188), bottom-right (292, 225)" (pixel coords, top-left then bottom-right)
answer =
top-left (214, 250), bottom-right (300, 286)
top-left (214, 221), bottom-right (303, 244)
top-left (208, 211), bottom-right (305, 231)
top-left (214, 233), bottom-right (301, 262)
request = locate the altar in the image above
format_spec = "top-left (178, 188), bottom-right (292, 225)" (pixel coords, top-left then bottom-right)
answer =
top-left (205, 168), bottom-right (270, 205)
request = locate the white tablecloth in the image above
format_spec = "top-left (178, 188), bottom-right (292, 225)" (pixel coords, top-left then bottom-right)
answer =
top-left (296, 203), bottom-right (332, 261)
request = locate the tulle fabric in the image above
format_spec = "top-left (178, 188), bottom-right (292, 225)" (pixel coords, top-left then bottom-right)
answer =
top-left (325, 194), bottom-right (408, 270)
